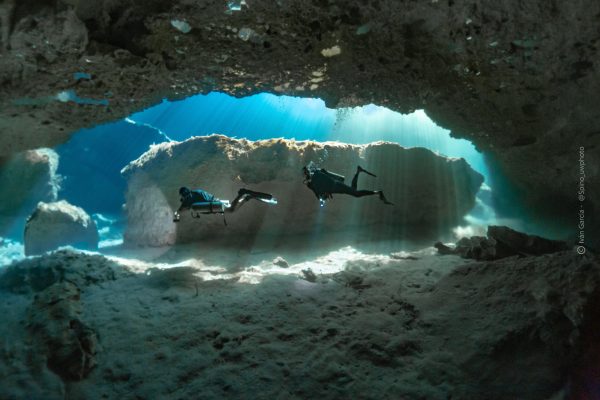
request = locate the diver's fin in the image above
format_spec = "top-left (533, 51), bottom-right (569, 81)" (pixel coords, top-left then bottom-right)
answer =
top-left (358, 165), bottom-right (377, 177)
top-left (257, 197), bottom-right (278, 205)
top-left (239, 188), bottom-right (273, 200)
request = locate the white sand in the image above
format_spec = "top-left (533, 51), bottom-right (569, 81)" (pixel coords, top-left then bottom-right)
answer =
top-left (0, 245), bottom-right (595, 400)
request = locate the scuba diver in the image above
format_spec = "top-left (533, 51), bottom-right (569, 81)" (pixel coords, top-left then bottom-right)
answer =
top-left (302, 163), bottom-right (394, 207)
top-left (173, 187), bottom-right (277, 224)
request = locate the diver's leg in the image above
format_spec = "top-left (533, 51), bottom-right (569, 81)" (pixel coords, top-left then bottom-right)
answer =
top-left (351, 189), bottom-right (379, 198)
top-left (352, 166), bottom-right (377, 189)
top-left (357, 165), bottom-right (377, 177)
top-left (226, 192), bottom-right (249, 213)
top-left (334, 182), bottom-right (393, 205)
top-left (334, 182), bottom-right (377, 198)
top-left (352, 190), bottom-right (393, 205)
top-left (378, 191), bottom-right (394, 205)
top-left (351, 170), bottom-right (360, 190)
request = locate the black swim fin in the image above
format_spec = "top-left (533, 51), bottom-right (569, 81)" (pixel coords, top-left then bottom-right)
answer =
top-left (379, 192), bottom-right (394, 205)
top-left (239, 188), bottom-right (274, 201)
top-left (357, 165), bottom-right (377, 177)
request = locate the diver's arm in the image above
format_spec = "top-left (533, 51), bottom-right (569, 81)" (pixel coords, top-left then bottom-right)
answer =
top-left (174, 200), bottom-right (190, 222)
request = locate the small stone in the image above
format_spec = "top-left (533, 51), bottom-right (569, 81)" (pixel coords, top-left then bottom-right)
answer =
top-left (321, 45), bottom-right (342, 57)
top-left (273, 257), bottom-right (289, 268)
top-left (73, 72), bottom-right (91, 81)
top-left (301, 268), bottom-right (317, 282)
top-left (355, 24), bottom-right (371, 35)
top-left (238, 27), bottom-right (255, 41)
top-left (171, 20), bottom-right (192, 34)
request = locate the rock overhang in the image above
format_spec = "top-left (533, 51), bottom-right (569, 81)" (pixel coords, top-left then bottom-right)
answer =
top-left (0, 0), bottom-right (598, 243)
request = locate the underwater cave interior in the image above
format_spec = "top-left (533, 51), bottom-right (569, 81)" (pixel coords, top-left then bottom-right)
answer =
top-left (1, 1), bottom-right (599, 398)
top-left (0, 92), bottom-right (595, 400)
top-left (0, 91), bottom-right (569, 265)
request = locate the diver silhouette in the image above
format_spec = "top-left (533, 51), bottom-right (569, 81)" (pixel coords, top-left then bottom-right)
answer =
top-left (302, 164), bottom-right (393, 206)
top-left (173, 187), bottom-right (277, 224)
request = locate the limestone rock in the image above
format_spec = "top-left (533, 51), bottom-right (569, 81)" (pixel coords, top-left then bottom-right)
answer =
top-left (0, 148), bottom-right (60, 235)
top-left (422, 251), bottom-right (600, 399)
top-left (122, 135), bottom-right (483, 246)
top-left (435, 225), bottom-right (569, 260)
top-left (0, 250), bottom-right (126, 295)
top-left (0, 250), bottom-right (127, 391)
top-left (24, 201), bottom-right (99, 256)
top-left (28, 282), bottom-right (98, 381)
top-left (454, 235), bottom-right (499, 260)
top-left (273, 256), bottom-right (289, 268)
top-left (488, 225), bottom-right (569, 256)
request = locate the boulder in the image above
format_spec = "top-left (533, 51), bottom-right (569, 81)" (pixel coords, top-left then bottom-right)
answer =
top-left (435, 225), bottom-right (569, 260)
top-left (0, 148), bottom-right (60, 236)
top-left (487, 225), bottom-right (569, 256)
top-left (273, 256), bottom-right (289, 268)
top-left (0, 250), bottom-right (125, 390)
top-left (454, 236), bottom-right (499, 260)
top-left (24, 201), bottom-right (99, 256)
top-left (122, 135), bottom-right (483, 246)
top-left (426, 251), bottom-right (600, 399)
top-left (27, 282), bottom-right (98, 381)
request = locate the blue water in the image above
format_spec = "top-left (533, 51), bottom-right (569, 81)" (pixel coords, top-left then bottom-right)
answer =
top-left (2, 91), bottom-right (498, 264)
top-left (130, 92), bottom-right (490, 181)
top-left (56, 119), bottom-right (169, 213)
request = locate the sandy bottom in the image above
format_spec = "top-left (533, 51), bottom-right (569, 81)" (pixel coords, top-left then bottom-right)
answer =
top-left (80, 246), bottom-right (468, 400)
top-left (0, 241), bottom-right (593, 400)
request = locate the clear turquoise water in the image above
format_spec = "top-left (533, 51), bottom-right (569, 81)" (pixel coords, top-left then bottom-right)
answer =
top-left (52, 92), bottom-right (496, 246)
top-left (130, 92), bottom-right (490, 181)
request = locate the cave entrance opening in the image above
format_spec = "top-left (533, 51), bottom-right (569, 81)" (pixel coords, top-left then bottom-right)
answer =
top-left (1, 91), bottom-right (500, 265)
top-left (131, 92), bottom-right (490, 181)
top-left (128, 91), bottom-right (496, 232)
top-left (55, 91), bottom-right (496, 250)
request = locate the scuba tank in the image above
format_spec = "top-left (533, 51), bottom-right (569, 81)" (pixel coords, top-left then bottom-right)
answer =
top-left (190, 200), bottom-right (229, 225)
top-left (190, 201), bottom-right (227, 214)
top-left (320, 169), bottom-right (345, 182)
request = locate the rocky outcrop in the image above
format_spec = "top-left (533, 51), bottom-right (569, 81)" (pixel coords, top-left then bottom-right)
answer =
top-left (435, 225), bottom-right (569, 260)
top-left (24, 201), bottom-right (99, 256)
top-left (28, 282), bottom-right (98, 381)
top-left (0, 148), bottom-right (60, 236)
top-left (419, 250), bottom-right (600, 399)
top-left (0, 1), bottom-right (598, 243)
top-left (121, 135), bottom-right (483, 246)
top-left (0, 250), bottom-right (130, 395)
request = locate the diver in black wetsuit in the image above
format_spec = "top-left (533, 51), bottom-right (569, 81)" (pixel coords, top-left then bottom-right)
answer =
top-left (302, 164), bottom-right (394, 206)
top-left (173, 187), bottom-right (277, 223)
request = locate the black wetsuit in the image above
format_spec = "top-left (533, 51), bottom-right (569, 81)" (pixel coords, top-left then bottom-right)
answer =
top-left (177, 188), bottom-right (274, 215)
top-left (179, 189), bottom-right (215, 210)
top-left (306, 167), bottom-right (392, 204)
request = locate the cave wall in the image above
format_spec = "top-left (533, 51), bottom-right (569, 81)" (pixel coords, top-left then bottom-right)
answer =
top-left (1, 0), bottom-right (598, 242)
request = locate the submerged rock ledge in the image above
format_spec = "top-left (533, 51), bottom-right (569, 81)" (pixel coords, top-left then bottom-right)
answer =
top-left (121, 135), bottom-right (483, 246)
top-left (0, 248), bottom-right (597, 399)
